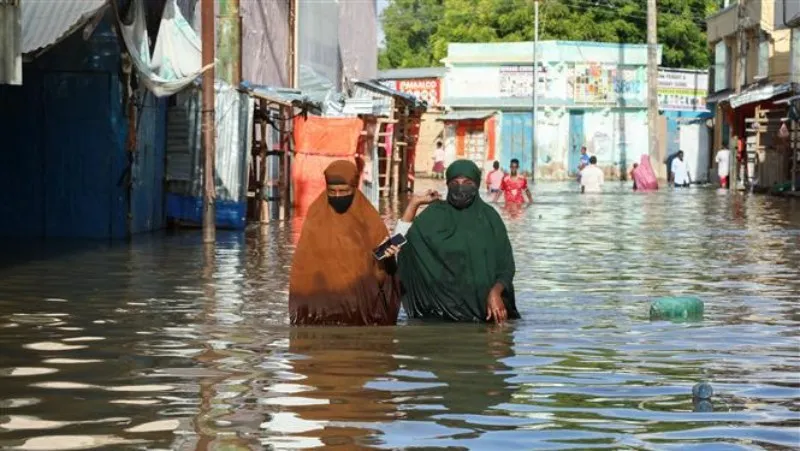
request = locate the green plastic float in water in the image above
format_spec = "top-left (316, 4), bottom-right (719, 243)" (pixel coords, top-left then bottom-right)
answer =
top-left (649, 297), bottom-right (704, 321)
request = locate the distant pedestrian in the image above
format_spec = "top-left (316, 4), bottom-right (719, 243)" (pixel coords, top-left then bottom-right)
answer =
top-left (664, 151), bottom-right (679, 183)
top-left (580, 156), bottom-right (604, 193)
top-left (577, 146), bottom-right (590, 182)
top-left (715, 146), bottom-right (731, 189)
top-left (432, 141), bottom-right (445, 179)
top-left (630, 163), bottom-right (639, 191)
top-left (670, 150), bottom-right (692, 188)
top-left (486, 161), bottom-right (505, 194)
top-left (493, 158), bottom-right (533, 204)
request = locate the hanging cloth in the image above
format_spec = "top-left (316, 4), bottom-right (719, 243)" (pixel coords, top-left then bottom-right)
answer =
top-left (118, 0), bottom-right (213, 97)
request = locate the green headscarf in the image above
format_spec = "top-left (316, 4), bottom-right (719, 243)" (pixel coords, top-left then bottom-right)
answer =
top-left (398, 160), bottom-right (520, 322)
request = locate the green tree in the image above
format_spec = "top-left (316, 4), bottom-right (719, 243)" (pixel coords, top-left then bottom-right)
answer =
top-left (379, 0), bottom-right (445, 69)
top-left (380, 0), bottom-right (719, 70)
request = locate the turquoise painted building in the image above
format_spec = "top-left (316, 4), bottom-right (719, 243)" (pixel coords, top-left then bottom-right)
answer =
top-left (441, 41), bottom-right (663, 180)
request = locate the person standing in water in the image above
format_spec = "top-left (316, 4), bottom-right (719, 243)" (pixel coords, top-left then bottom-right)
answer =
top-left (670, 150), bottom-right (692, 188)
top-left (485, 161), bottom-right (505, 195)
top-left (493, 158), bottom-right (533, 204)
top-left (394, 160), bottom-right (520, 324)
top-left (580, 156), bottom-right (605, 193)
top-left (432, 141), bottom-right (446, 179)
top-left (715, 146), bottom-right (732, 189)
top-left (289, 160), bottom-right (401, 326)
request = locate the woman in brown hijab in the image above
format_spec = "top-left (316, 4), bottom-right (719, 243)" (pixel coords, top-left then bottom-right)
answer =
top-left (289, 160), bottom-right (401, 326)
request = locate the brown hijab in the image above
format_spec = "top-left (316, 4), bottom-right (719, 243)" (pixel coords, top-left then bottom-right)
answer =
top-left (289, 160), bottom-right (400, 326)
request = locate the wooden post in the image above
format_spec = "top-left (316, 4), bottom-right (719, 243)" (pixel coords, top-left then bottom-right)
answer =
top-left (284, 104), bottom-right (293, 219)
top-left (201, 0), bottom-right (216, 243)
top-left (259, 100), bottom-right (269, 223)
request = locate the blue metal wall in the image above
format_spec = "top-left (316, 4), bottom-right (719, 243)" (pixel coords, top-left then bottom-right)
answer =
top-left (131, 91), bottom-right (168, 235)
top-left (501, 112), bottom-right (533, 173)
top-left (0, 18), bottom-right (166, 238)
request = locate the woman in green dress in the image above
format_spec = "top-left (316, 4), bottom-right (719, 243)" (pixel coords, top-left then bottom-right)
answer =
top-left (395, 160), bottom-right (520, 323)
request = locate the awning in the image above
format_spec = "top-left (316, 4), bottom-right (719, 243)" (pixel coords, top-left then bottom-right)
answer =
top-left (22, 0), bottom-right (107, 54)
top-left (706, 89), bottom-right (734, 104)
top-left (774, 94), bottom-right (800, 105)
top-left (437, 110), bottom-right (498, 121)
top-left (729, 83), bottom-right (793, 109)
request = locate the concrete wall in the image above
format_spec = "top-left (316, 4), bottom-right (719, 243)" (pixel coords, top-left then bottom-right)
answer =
top-left (443, 41), bottom-right (655, 179)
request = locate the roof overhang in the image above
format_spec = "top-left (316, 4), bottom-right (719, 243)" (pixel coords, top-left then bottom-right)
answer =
top-left (437, 110), bottom-right (498, 121)
top-left (729, 83), bottom-right (794, 109)
top-left (22, 0), bottom-right (108, 56)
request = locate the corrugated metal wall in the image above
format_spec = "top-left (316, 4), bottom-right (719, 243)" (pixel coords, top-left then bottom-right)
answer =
top-left (165, 83), bottom-right (253, 229)
top-left (0, 18), bottom-right (168, 238)
top-left (241, 0), bottom-right (290, 87)
top-left (0, 21), bottom-right (130, 238)
top-left (338, 0), bottom-right (377, 81)
top-left (131, 90), bottom-right (168, 234)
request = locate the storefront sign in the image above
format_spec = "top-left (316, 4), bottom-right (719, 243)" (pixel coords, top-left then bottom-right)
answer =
top-left (657, 69), bottom-right (709, 111)
top-left (393, 78), bottom-right (441, 106)
top-left (499, 65), bottom-right (548, 97)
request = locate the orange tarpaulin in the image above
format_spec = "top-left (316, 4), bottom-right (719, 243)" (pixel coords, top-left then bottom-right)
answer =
top-left (292, 116), bottom-right (364, 219)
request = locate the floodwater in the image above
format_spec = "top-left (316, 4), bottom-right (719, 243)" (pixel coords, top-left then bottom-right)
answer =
top-left (1, 182), bottom-right (799, 450)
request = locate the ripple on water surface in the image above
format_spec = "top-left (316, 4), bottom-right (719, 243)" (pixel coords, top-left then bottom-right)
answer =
top-left (0, 183), bottom-right (799, 450)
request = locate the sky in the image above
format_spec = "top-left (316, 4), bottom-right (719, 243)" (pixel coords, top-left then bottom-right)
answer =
top-left (377, 0), bottom-right (388, 48)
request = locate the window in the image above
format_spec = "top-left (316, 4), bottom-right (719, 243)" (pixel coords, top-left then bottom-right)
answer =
top-left (714, 41), bottom-right (729, 91)
top-left (757, 33), bottom-right (769, 78)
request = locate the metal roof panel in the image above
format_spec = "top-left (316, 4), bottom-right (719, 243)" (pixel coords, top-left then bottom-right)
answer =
top-left (21, 0), bottom-right (107, 54)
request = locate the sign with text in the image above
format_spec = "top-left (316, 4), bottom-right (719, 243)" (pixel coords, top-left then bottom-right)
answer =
top-left (499, 65), bottom-right (548, 98)
top-left (393, 78), bottom-right (441, 106)
top-left (657, 69), bottom-right (709, 111)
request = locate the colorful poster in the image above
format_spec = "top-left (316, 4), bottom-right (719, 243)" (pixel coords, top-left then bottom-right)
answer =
top-left (571, 64), bottom-right (614, 104)
top-left (657, 69), bottom-right (709, 111)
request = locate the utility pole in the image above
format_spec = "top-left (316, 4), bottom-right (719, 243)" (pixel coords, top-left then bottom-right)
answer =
top-left (532, 0), bottom-right (539, 180)
top-left (201, 0), bottom-right (216, 243)
top-left (734, 0), bottom-right (747, 190)
top-left (646, 0), bottom-right (659, 167)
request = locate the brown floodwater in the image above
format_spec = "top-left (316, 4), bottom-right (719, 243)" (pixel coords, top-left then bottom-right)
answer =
top-left (1, 181), bottom-right (799, 450)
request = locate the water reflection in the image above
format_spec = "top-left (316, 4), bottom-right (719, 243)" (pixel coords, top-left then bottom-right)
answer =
top-left (0, 183), bottom-right (799, 450)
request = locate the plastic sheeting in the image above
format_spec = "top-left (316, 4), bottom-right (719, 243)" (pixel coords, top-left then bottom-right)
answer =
top-left (119, 0), bottom-right (212, 98)
top-left (165, 82), bottom-right (254, 229)
top-left (292, 116), bottom-right (364, 216)
top-left (241, 0), bottom-right (290, 87)
top-left (338, 0), bottom-right (377, 81)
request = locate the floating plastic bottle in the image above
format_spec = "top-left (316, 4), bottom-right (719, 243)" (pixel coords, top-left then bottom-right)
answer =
top-left (649, 296), bottom-right (704, 321)
top-left (692, 381), bottom-right (714, 399)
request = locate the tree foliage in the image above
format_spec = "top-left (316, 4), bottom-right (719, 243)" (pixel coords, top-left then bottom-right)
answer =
top-left (379, 0), bottom-right (719, 70)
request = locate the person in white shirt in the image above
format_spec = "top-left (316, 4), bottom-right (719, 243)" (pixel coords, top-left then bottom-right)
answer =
top-left (579, 156), bottom-right (604, 193)
top-left (485, 160), bottom-right (505, 194)
top-left (670, 150), bottom-right (691, 187)
top-left (715, 147), bottom-right (731, 188)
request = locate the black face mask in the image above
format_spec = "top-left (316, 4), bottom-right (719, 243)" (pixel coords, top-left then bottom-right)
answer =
top-left (328, 194), bottom-right (354, 214)
top-left (447, 182), bottom-right (478, 209)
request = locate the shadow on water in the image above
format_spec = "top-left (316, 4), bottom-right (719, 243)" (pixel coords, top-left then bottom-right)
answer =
top-left (0, 181), bottom-right (799, 450)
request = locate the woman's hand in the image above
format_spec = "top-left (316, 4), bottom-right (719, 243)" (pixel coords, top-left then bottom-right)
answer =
top-left (382, 243), bottom-right (401, 259)
top-left (411, 190), bottom-right (440, 206)
top-left (485, 284), bottom-right (507, 324)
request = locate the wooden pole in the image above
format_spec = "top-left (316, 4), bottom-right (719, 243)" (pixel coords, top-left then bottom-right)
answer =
top-left (202, 0), bottom-right (216, 243)
top-left (646, 0), bottom-right (659, 165)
